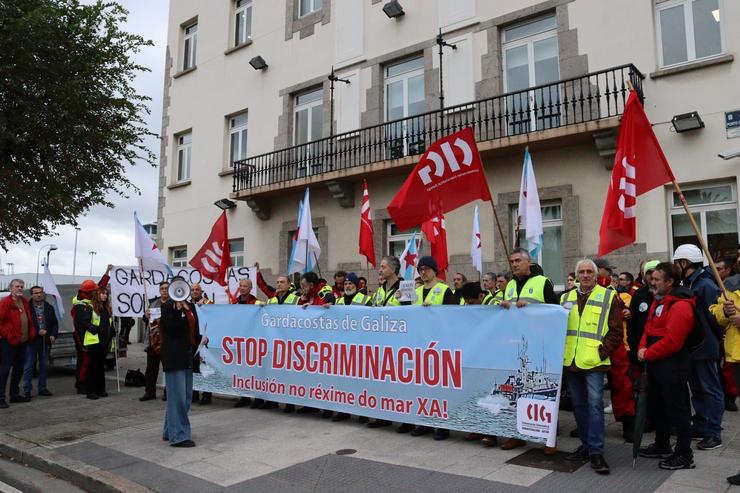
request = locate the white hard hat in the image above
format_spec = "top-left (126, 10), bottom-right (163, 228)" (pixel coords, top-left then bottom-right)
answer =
top-left (673, 244), bottom-right (703, 264)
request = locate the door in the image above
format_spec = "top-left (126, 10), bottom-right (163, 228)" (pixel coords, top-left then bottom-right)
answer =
top-left (384, 57), bottom-right (425, 158)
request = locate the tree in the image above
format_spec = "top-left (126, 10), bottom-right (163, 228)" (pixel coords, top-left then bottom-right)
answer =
top-left (0, 0), bottom-right (155, 249)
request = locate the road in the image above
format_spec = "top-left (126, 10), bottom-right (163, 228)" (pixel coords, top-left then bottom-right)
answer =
top-left (0, 454), bottom-right (86, 493)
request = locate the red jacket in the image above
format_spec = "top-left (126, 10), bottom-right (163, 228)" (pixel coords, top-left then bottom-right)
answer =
top-left (0, 295), bottom-right (36, 346)
top-left (638, 292), bottom-right (695, 361)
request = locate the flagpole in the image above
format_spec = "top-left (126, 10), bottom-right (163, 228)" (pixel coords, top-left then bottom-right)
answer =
top-left (624, 80), bottom-right (729, 299)
top-left (488, 198), bottom-right (511, 264)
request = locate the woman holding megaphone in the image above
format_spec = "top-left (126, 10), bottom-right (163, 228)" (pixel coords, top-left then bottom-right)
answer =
top-left (160, 277), bottom-right (207, 447)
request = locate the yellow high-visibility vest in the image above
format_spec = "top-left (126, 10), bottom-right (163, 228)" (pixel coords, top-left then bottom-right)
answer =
top-left (414, 282), bottom-right (450, 305)
top-left (560, 285), bottom-right (615, 369)
top-left (336, 292), bottom-right (372, 306)
top-left (503, 276), bottom-right (548, 303)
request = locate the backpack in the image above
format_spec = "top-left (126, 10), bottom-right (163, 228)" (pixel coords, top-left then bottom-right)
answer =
top-left (125, 369), bottom-right (146, 387)
top-left (665, 297), bottom-right (719, 354)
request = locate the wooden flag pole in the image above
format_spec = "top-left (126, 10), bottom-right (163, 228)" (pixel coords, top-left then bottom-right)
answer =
top-left (489, 199), bottom-right (511, 265)
top-left (625, 80), bottom-right (729, 299)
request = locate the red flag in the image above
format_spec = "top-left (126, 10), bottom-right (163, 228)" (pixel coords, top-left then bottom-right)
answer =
top-left (387, 127), bottom-right (491, 230)
top-left (359, 179), bottom-right (376, 267)
top-left (189, 211), bottom-right (232, 286)
top-left (421, 212), bottom-right (449, 280)
top-left (598, 90), bottom-right (675, 256)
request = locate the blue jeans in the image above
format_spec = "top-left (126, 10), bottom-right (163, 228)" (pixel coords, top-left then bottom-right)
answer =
top-left (566, 371), bottom-right (605, 455)
top-left (163, 369), bottom-right (192, 445)
top-left (690, 359), bottom-right (724, 440)
top-left (23, 341), bottom-right (50, 395)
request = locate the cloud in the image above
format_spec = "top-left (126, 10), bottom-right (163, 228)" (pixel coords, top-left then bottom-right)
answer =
top-left (2, 0), bottom-right (168, 277)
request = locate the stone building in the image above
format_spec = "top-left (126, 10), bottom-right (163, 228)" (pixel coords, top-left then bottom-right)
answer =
top-left (158, 0), bottom-right (740, 290)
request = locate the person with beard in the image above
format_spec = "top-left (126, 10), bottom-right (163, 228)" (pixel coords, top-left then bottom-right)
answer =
top-left (330, 271), bottom-right (347, 299)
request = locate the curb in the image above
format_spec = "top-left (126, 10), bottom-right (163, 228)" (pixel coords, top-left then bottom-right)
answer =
top-left (0, 433), bottom-right (153, 493)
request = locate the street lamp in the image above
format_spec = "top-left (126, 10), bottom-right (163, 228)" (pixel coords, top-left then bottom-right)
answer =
top-left (89, 251), bottom-right (97, 276)
top-left (36, 244), bottom-right (58, 285)
top-left (72, 226), bottom-right (81, 283)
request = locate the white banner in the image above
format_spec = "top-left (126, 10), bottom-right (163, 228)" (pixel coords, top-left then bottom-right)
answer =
top-left (110, 265), bottom-right (257, 317)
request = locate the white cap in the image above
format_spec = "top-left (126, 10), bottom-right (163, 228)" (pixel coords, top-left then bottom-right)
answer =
top-left (673, 244), bottom-right (703, 264)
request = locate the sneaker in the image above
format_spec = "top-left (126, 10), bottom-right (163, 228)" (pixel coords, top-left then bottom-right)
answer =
top-left (171, 440), bottom-right (196, 448)
top-left (659, 454), bottom-right (695, 470)
top-left (589, 454), bottom-right (610, 475)
top-left (725, 396), bottom-right (738, 412)
top-left (728, 472), bottom-right (740, 485)
top-left (697, 437), bottom-right (722, 450)
top-left (139, 393), bottom-right (156, 402)
top-left (604, 403), bottom-right (613, 414)
top-left (639, 443), bottom-right (673, 459)
top-left (433, 429), bottom-right (450, 441)
top-left (38, 389), bottom-right (53, 397)
top-left (566, 445), bottom-right (589, 461)
top-left (410, 426), bottom-right (432, 437)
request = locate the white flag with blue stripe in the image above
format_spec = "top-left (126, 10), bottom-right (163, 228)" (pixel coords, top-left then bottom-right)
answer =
top-left (517, 148), bottom-right (543, 258)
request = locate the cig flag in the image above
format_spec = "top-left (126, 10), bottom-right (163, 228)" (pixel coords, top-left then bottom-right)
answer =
top-left (598, 90), bottom-right (675, 256)
top-left (517, 148), bottom-right (543, 258)
top-left (470, 205), bottom-right (483, 275)
top-left (190, 211), bottom-right (232, 286)
top-left (399, 232), bottom-right (419, 281)
top-left (134, 212), bottom-right (171, 274)
top-left (359, 180), bottom-right (376, 268)
top-left (289, 188), bottom-right (321, 274)
top-left (43, 264), bottom-right (65, 319)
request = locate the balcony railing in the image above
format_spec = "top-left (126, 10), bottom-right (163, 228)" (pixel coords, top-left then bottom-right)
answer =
top-left (233, 64), bottom-right (644, 194)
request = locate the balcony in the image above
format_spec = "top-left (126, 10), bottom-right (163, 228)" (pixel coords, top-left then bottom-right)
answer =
top-left (232, 64), bottom-right (644, 218)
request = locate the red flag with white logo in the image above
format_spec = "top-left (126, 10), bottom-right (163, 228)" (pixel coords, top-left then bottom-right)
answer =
top-left (387, 127), bottom-right (491, 230)
top-left (359, 179), bottom-right (376, 268)
top-left (598, 90), bottom-right (675, 256)
top-left (190, 211), bottom-right (232, 286)
top-left (421, 212), bottom-right (449, 280)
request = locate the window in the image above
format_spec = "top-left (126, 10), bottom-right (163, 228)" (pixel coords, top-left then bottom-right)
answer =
top-left (229, 239), bottom-right (245, 267)
top-left (293, 88), bottom-right (324, 176)
top-left (387, 223), bottom-right (421, 257)
top-left (384, 57), bottom-right (425, 158)
top-left (183, 22), bottom-right (198, 70)
top-left (171, 247), bottom-right (188, 267)
top-left (229, 113), bottom-right (248, 166)
top-left (299, 0), bottom-right (322, 17)
top-left (513, 203), bottom-right (564, 288)
top-left (657, 0), bottom-right (723, 67)
top-left (234, 0), bottom-right (252, 46)
top-left (176, 132), bottom-right (192, 181)
top-left (502, 15), bottom-right (560, 135)
top-left (669, 182), bottom-right (738, 259)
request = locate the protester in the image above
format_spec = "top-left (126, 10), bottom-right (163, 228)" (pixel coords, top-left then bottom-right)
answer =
top-left (496, 272), bottom-right (511, 293)
top-left (561, 259), bottom-right (623, 474)
top-left (405, 256), bottom-right (457, 440)
top-left (22, 286), bottom-right (58, 398)
top-left (233, 278), bottom-right (264, 408)
top-left (627, 260), bottom-right (660, 369)
top-left (119, 317), bottom-right (135, 345)
top-left (618, 272), bottom-right (634, 292)
top-left (140, 281), bottom-right (169, 402)
top-left (499, 248), bottom-right (558, 452)
top-left (638, 262), bottom-right (695, 470)
top-left (358, 276), bottom-right (368, 295)
top-left (0, 279), bottom-right (35, 408)
top-left (264, 274), bottom-right (300, 413)
top-left (79, 285), bottom-right (114, 400)
top-left (451, 273), bottom-right (467, 302)
top-left (594, 258), bottom-right (636, 443)
top-left (189, 282), bottom-right (213, 406)
top-left (331, 271), bottom-right (347, 299)
top-left (715, 257), bottom-right (740, 411)
top-left (565, 272), bottom-right (577, 291)
top-left (710, 285), bottom-right (740, 484)
top-left (335, 273), bottom-right (372, 307)
top-left (161, 295), bottom-right (204, 447)
top-left (460, 282), bottom-right (498, 446)
top-left (72, 265), bottom-right (112, 394)
top-left (674, 244), bottom-right (724, 450)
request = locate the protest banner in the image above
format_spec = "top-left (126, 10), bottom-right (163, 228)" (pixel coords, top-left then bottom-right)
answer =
top-left (195, 304), bottom-right (568, 446)
top-left (110, 265), bottom-right (256, 317)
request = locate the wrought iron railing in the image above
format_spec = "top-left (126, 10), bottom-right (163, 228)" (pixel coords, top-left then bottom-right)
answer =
top-left (233, 64), bottom-right (644, 193)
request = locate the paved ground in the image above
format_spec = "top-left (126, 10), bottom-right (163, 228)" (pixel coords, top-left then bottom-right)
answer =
top-left (0, 454), bottom-right (86, 493)
top-left (1, 344), bottom-right (739, 492)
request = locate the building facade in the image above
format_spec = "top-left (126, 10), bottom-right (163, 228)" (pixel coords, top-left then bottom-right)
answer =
top-left (158, 0), bottom-right (740, 290)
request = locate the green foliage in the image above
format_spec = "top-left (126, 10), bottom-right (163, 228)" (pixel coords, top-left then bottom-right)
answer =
top-left (0, 0), bottom-right (155, 249)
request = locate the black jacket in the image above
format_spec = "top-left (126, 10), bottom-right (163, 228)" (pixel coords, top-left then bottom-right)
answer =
top-left (28, 300), bottom-right (59, 343)
top-left (160, 300), bottom-right (199, 372)
top-left (627, 285), bottom-right (653, 357)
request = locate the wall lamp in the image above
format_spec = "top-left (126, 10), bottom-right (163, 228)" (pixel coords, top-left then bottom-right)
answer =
top-left (383, 0), bottom-right (405, 18)
top-left (214, 198), bottom-right (237, 210)
top-left (249, 56), bottom-right (268, 70)
top-left (671, 111), bottom-right (704, 133)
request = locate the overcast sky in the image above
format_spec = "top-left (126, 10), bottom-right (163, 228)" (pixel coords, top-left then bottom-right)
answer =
top-left (2, 0), bottom-right (169, 278)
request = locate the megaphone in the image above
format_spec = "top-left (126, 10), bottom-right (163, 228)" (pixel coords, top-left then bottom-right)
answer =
top-left (168, 276), bottom-right (191, 302)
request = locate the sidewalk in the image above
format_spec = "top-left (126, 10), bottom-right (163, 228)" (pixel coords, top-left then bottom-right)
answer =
top-left (1, 344), bottom-right (738, 493)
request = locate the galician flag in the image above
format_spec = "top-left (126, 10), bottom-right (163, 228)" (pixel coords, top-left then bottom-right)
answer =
top-left (399, 232), bottom-right (419, 281)
top-left (134, 212), bottom-right (172, 274)
top-left (470, 205), bottom-right (482, 275)
top-left (289, 188), bottom-right (321, 274)
top-left (43, 263), bottom-right (65, 319)
top-left (287, 200), bottom-right (305, 274)
top-left (517, 148), bottom-right (543, 258)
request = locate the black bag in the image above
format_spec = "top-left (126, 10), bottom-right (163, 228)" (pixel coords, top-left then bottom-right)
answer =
top-left (125, 369), bottom-right (146, 387)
